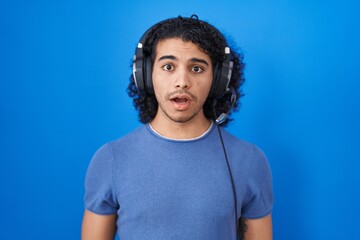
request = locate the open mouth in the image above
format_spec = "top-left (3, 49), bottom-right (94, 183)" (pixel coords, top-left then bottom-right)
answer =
top-left (169, 95), bottom-right (192, 110)
top-left (173, 97), bottom-right (189, 103)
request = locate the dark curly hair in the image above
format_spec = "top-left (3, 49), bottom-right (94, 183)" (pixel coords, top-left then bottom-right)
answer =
top-left (127, 15), bottom-right (245, 127)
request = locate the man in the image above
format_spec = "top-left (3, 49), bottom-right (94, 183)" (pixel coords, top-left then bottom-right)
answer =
top-left (82, 16), bottom-right (273, 240)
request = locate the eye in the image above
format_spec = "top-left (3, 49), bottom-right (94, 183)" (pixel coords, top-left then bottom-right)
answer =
top-left (162, 64), bottom-right (174, 71)
top-left (191, 66), bottom-right (204, 73)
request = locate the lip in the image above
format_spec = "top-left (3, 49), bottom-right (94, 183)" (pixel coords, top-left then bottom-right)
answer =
top-left (169, 94), bottom-right (192, 111)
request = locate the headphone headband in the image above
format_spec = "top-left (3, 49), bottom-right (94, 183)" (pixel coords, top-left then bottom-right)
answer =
top-left (132, 17), bottom-right (233, 99)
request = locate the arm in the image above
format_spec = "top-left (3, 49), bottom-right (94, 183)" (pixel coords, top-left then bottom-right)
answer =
top-left (81, 209), bottom-right (117, 240)
top-left (243, 214), bottom-right (272, 240)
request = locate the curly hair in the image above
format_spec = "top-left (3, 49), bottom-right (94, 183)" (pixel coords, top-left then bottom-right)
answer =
top-left (127, 15), bottom-right (245, 127)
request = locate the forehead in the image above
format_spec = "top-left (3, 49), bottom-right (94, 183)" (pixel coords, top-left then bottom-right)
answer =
top-left (154, 38), bottom-right (211, 61)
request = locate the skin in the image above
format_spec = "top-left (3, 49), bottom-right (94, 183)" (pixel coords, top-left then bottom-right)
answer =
top-left (81, 38), bottom-right (272, 240)
top-left (150, 38), bottom-right (213, 139)
top-left (245, 215), bottom-right (273, 240)
top-left (81, 210), bottom-right (116, 240)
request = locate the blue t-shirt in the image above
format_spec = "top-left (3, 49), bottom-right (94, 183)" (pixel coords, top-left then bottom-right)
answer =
top-left (84, 123), bottom-right (273, 239)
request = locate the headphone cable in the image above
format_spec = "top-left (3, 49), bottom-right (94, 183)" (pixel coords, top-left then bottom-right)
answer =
top-left (213, 101), bottom-right (239, 240)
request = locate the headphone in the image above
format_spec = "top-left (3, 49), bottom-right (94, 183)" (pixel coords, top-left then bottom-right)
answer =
top-left (132, 17), bottom-right (241, 239)
top-left (132, 17), bottom-right (234, 100)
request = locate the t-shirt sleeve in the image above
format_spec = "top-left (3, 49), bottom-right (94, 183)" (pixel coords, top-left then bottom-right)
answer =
top-left (84, 143), bottom-right (119, 215)
top-left (241, 145), bottom-right (274, 219)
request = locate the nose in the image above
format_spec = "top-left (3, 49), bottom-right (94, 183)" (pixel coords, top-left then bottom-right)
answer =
top-left (174, 67), bottom-right (191, 89)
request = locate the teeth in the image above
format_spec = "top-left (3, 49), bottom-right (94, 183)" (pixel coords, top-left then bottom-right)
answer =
top-left (175, 98), bottom-right (187, 103)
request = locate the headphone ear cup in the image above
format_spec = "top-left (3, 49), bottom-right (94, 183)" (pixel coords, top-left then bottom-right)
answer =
top-left (145, 57), bottom-right (154, 94)
top-left (211, 47), bottom-right (234, 99)
top-left (210, 63), bottom-right (221, 98)
top-left (211, 63), bottom-right (230, 99)
top-left (133, 56), bottom-right (146, 94)
top-left (216, 62), bottom-right (230, 98)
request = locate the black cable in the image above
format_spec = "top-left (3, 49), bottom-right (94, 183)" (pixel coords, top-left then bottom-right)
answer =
top-left (213, 101), bottom-right (239, 240)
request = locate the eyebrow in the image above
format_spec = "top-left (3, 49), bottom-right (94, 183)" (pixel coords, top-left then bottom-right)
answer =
top-left (158, 55), bottom-right (177, 62)
top-left (158, 55), bottom-right (209, 66)
top-left (191, 57), bottom-right (209, 66)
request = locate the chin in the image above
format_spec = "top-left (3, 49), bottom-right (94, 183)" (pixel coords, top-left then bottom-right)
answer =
top-left (167, 112), bottom-right (202, 124)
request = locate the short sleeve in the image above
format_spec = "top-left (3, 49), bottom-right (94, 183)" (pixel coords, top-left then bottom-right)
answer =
top-left (84, 143), bottom-right (119, 215)
top-left (241, 145), bottom-right (274, 219)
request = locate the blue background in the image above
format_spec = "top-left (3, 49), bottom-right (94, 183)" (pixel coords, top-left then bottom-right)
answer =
top-left (1, 0), bottom-right (359, 239)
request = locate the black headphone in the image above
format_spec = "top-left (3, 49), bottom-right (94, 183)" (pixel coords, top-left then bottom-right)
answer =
top-left (133, 17), bottom-right (240, 239)
top-left (132, 17), bottom-right (234, 100)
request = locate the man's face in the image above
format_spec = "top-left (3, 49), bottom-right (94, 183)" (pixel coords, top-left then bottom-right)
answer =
top-left (152, 38), bottom-right (213, 124)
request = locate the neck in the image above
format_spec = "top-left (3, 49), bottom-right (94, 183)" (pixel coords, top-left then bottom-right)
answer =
top-left (150, 113), bottom-right (212, 140)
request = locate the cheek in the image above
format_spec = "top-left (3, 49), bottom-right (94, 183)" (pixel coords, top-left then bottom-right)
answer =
top-left (202, 75), bottom-right (213, 93)
top-left (152, 69), bottom-right (167, 89)
top-left (151, 70), bottom-right (161, 92)
top-left (152, 77), bottom-right (167, 101)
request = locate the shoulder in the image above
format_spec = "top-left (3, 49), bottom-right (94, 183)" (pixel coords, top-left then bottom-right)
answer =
top-left (218, 127), bottom-right (271, 182)
top-left (88, 125), bottom-right (147, 162)
top-left (105, 124), bottom-right (149, 149)
top-left (219, 127), bottom-right (262, 157)
top-left (217, 129), bottom-right (274, 218)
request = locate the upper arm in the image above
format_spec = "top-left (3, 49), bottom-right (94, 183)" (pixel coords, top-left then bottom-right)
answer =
top-left (243, 214), bottom-right (272, 240)
top-left (81, 209), bottom-right (117, 240)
